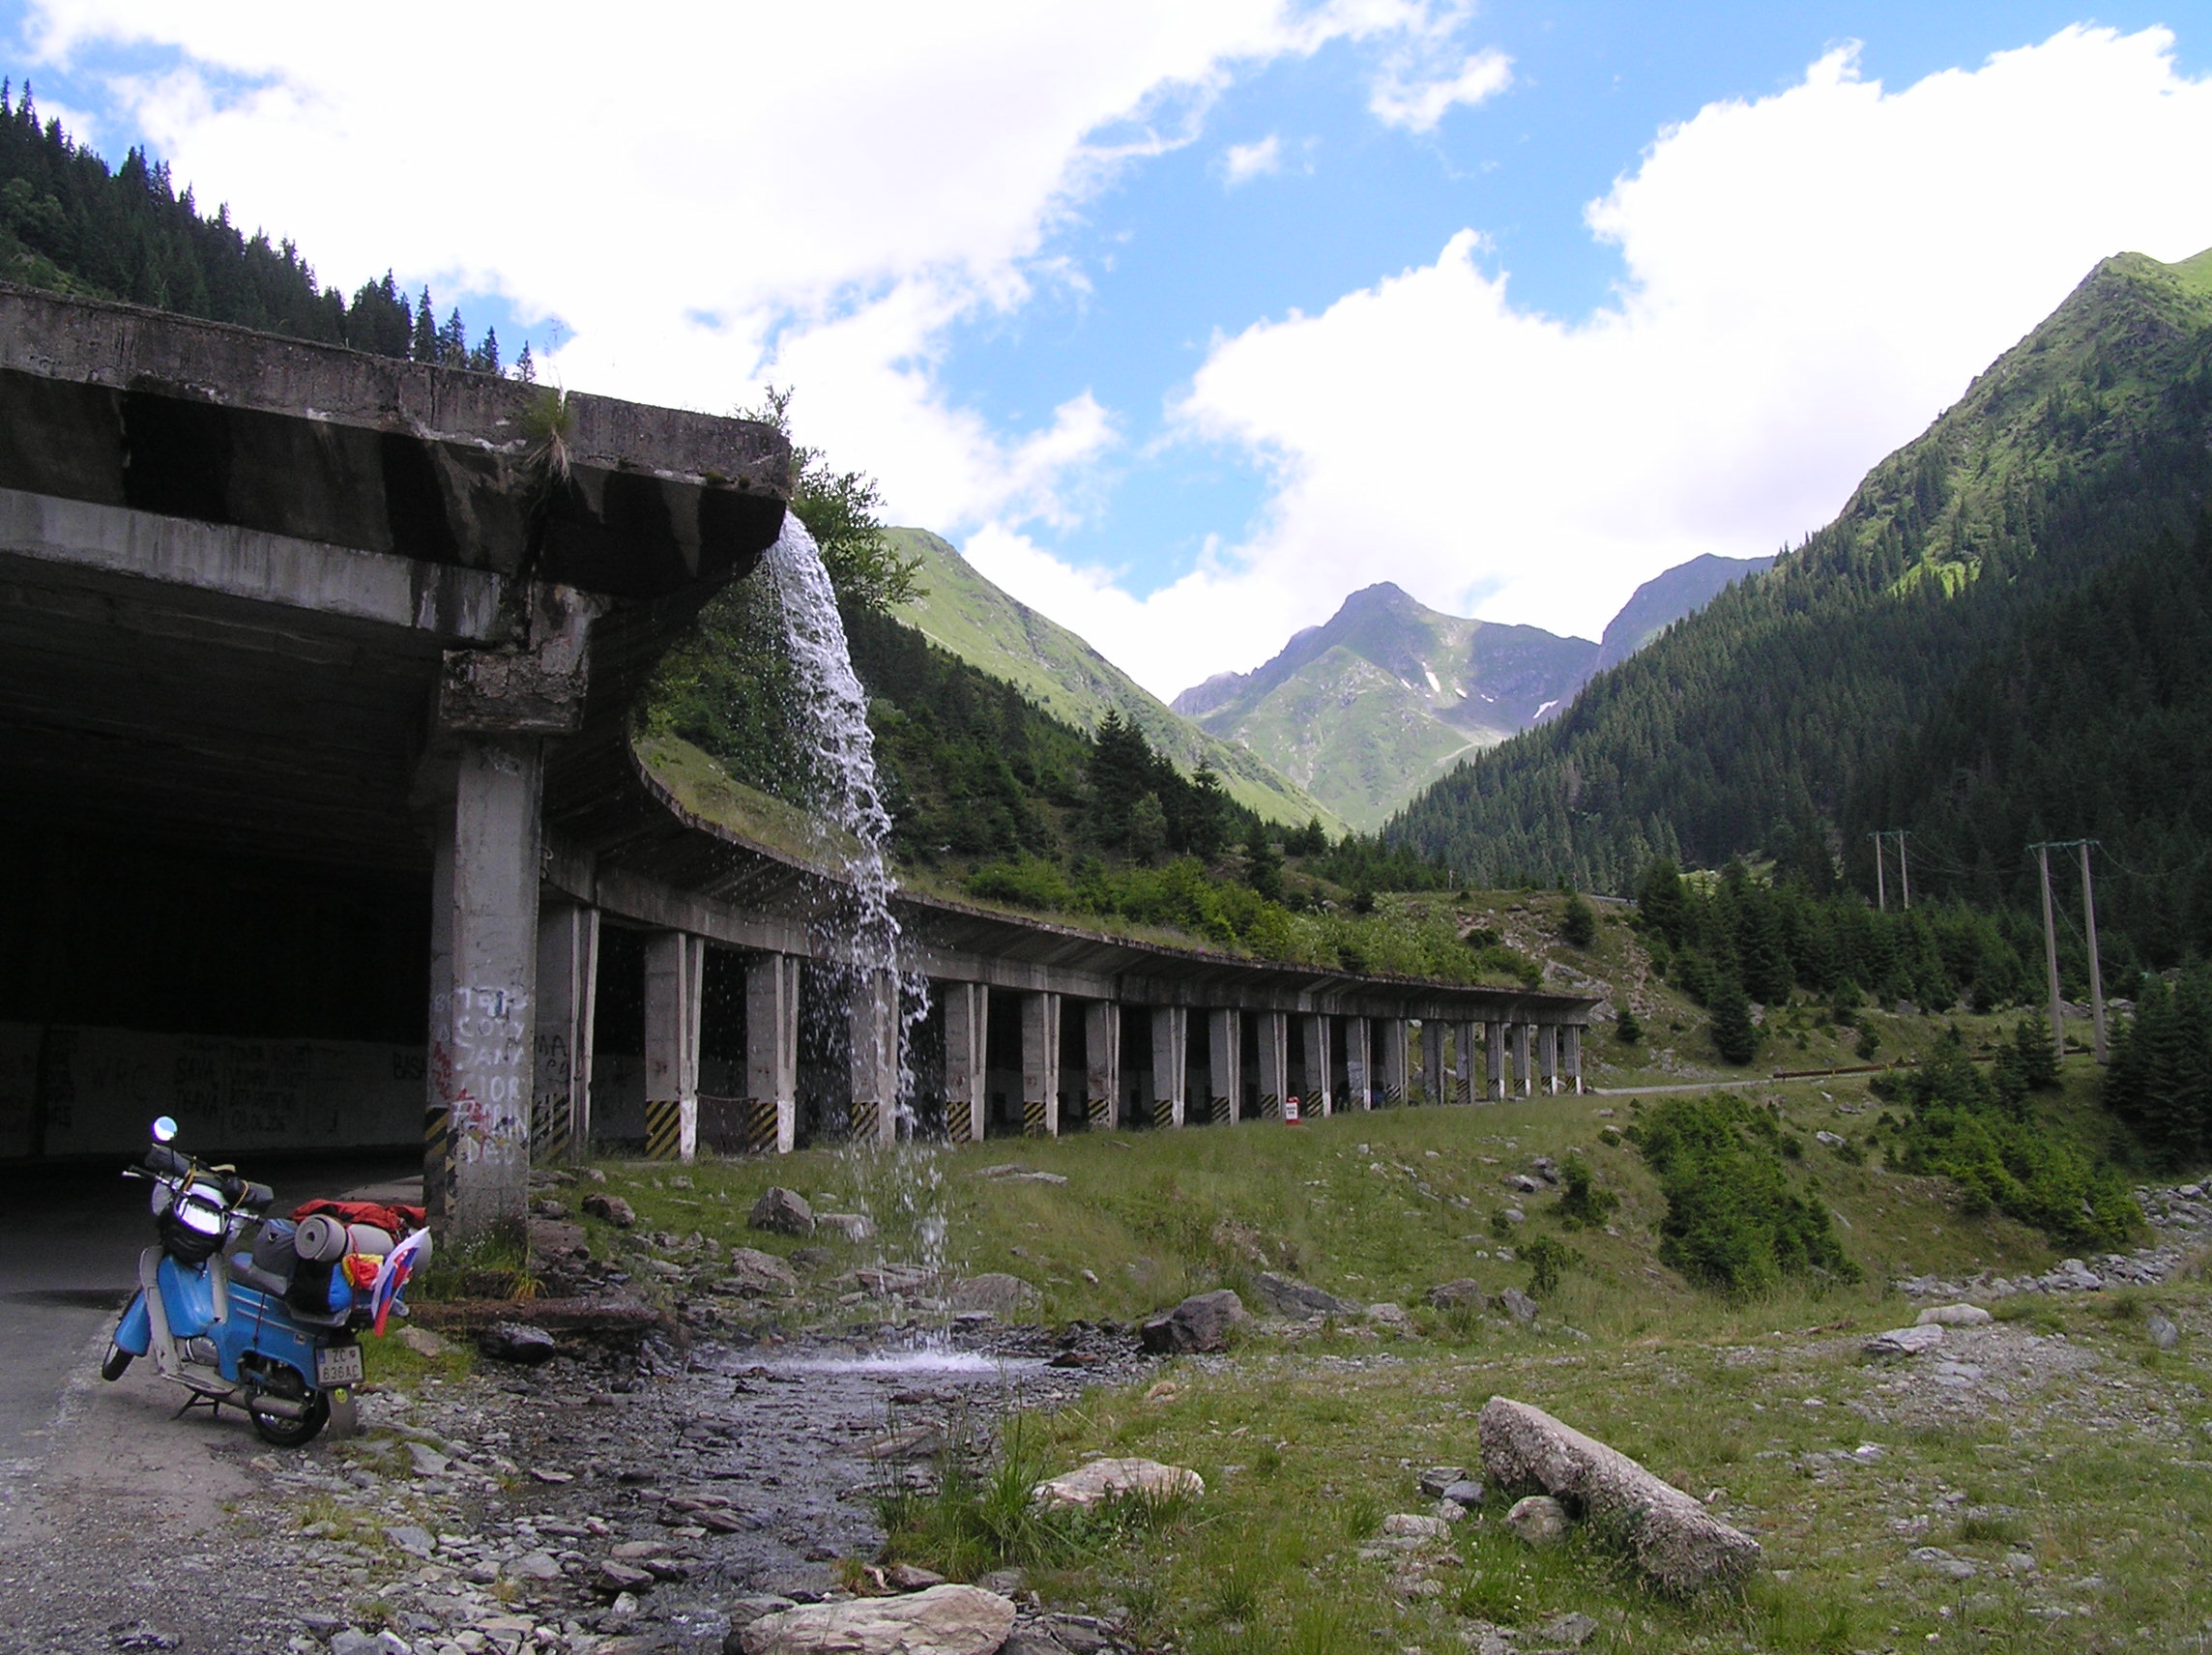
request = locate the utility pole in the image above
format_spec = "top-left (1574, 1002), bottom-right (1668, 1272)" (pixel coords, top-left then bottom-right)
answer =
top-left (1872, 832), bottom-right (1887, 913)
top-left (1895, 829), bottom-right (1910, 911)
top-left (2079, 841), bottom-right (2107, 1064)
top-left (2036, 843), bottom-right (2064, 1062)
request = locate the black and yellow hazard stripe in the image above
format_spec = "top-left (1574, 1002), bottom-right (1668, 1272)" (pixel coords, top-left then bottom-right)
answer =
top-left (1088, 1094), bottom-right (1113, 1134)
top-left (530, 1095), bottom-right (570, 1165)
top-left (1152, 1093), bottom-right (1178, 1129)
top-left (946, 1099), bottom-right (973, 1144)
top-left (743, 1096), bottom-right (779, 1154)
top-left (1208, 1093), bottom-right (1233, 1125)
top-left (1022, 1097), bottom-right (1050, 1137)
top-left (644, 1098), bottom-right (684, 1161)
top-left (849, 1099), bottom-right (879, 1143)
top-left (1259, 1091), bottom-right (1280, 1121)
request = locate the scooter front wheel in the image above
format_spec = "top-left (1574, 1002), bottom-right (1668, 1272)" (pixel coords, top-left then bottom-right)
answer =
top-left (99, 1340), bottom-right (132, 1381)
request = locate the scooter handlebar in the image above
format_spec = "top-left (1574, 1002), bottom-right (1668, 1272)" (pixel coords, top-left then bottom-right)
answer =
top-left (142, 1145), bottom-right (190, 1179)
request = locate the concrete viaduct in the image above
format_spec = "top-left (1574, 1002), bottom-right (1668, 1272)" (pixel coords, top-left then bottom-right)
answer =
top-left (0, 286), bottom-right (1598, 1238)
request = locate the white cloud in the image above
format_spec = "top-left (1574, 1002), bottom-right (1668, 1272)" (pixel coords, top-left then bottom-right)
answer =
top-left (1223, 132), bottom-right (1283, 186)
top-left (1370, 45), bottom-right (1512, 131)
top-left (17, 0), bottom-right (1478, 544)
top-left (994, 24), bottom-right (2212, 696)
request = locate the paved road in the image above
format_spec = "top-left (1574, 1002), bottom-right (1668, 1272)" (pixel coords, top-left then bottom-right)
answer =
top-left (0, 1149), bottom-right (418, 1471)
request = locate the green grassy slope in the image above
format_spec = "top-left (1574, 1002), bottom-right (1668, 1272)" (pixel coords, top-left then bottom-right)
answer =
top-left (888, 528), bottom-right (1341, 832)
top-left (1392, 247), bottom-right (2212, 918)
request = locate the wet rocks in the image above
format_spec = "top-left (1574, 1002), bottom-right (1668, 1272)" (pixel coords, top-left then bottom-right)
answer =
top-left (1140, 1289), bottom-right (1248, 1353)
top-left (1032, 1457), bottom-right (1203, 1509)
top-left (738, 1583), bottom-right (1017, 1655)
top-left (748, 1187), bottom-right (815, 1237)
top-left (1479, 1395), bottom-right (1761, 1589)
top-left (478, 1322), bottom-right (559, 1365)
top-left (582, 1192), bottom-right (636, 1228)
top-left (1864, 1324), bottom-right (1945, 1358)
top-left (1916, 1303), bottom-right (1993, 1327)
top-left (1251, 1271), bottom-right (1361, 1319)
top-left (726, 1247), bottom-right (800, 1298)
top-left (950, 1273), bottom-right (1041, 1318)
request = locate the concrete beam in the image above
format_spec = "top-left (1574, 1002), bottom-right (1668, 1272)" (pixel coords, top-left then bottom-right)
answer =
top-left (1256, 1010), bottom-right (1289, 1122)
top-left (744, 953), bottom-right (800, 1153)
top-left (1207, 1008), bottom-right (1241, 1125)
top-left (1302, 1013), bottom-right (1332, 1118)
top-left (1150, 1006), bottom-right (1187, 1128)
top-left (533, 903), bottom-right (597, 1162)
top-left (1564, 1024), bottom-right (1584, 1094)
top-left (1021, 991), bottom-right (1062, 1137)
top-left (1085, 1001), bottom-right (1121, 1134)
top-left (428, 738), bottom-right (543, 1239)
top-left (643, 930), bottom-right (705, 1161)
top-left (942, 980), bottom-right (987, 1146)
top-left (1516, 1023), bottom-right (1534, 1098)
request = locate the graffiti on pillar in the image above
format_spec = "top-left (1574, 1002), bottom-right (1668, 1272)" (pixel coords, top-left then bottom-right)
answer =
top-left (438, 985), bottom-right (531, 1160)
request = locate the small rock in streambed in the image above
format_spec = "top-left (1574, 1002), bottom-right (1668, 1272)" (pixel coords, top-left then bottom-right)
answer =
top-left (1915, 1302), bottom-right (1994, 1327)
top-left (726, 1247), bottom-right (800, 1297)
top-left (1864, 1323), bottom-right (1944, 1358)
top-left (479, 1322), bottom-right (559, 1365)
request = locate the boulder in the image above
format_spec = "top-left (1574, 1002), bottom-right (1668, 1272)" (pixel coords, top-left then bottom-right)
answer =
top-left (748, 1187), bottom-right (815, 1236)
top-left (394, 1326), bottom-right (451, 1359)
top-left (1441, 1479), bottom-right (1485, 1509)
top-left (1252, 1271), bottom-right (1361, 1319)
top-left (1381, 1513), bottom-right (1452, 1540)
top-left (1503, 1495), bottom-right (1568, 1546)
top-left (1424, 1279), bottom-right (1486, 1311)
top-left (1479, 1395), bottom-right (1761, 1590)
top-left (581, 1192), bottom-right (636, 1228)
top-left (1415, 1466), bottom-right (1469, 1497)
top-left (1495, 1288), bottom-right (1540, 1323)
top-left (2148, 1313), bottom-right (2181, 1350)
top-left (817, 1211), bottom-right (874, 1243)
top-left (1863, 1324), bottom-right (1944, 1357)
top-left (1915, 1303), bottom-right (1993, 1327)
top-left (1032, 1458), bottom-right (1204, 1510)
top-left (726, 1247), bottom-right (800, 1298)
top-left (949, 1273), bottom-right (1041, 1318)
top-left (740, 1583), bottom-right (1017, 1655)
top-left (1140, 1290), bottom-right (1247, 1353)
top-left (479, 1322), bottom-right (558, 1365)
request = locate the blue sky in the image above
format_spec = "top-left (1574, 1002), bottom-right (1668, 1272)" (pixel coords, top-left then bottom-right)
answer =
top-left (8, 3), bottom-right (2211, 692)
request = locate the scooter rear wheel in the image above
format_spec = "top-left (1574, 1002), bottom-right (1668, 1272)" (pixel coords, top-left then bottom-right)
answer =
top-left (99, 1340), bottom-right (132, 1381)
top-left (247, 1374), bottom-right (330, 1447)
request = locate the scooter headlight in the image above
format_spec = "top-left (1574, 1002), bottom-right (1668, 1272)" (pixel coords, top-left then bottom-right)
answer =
top-left (176, 1183), bottom-right (227, 1235)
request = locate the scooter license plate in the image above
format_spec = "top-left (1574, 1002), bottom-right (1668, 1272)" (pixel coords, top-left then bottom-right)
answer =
top-left (315, 1344), bottom-right (364, 1387)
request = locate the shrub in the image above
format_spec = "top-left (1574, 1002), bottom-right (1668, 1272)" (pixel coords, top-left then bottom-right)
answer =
top-left (1634, 1093), bottom-right (1859, 1292)
top-left (1553, 1152), bottom-right (1619, 1230)
top-left (1523, 1234), bottom-right (1580, 1296)
top-left (1708, 973), bottom-right (1761, 1065)
top-left (1615, 1004), bottom-right (1643, 1045)
top-left (1560, 891), bottom-right (1597, 948)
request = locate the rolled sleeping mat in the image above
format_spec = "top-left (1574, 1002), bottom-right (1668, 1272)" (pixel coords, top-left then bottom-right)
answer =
top-left (296, 1215), bottom-right (401, 1263)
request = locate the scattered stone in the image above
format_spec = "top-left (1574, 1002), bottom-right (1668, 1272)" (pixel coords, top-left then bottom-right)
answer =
top-left (1366, 1301), bottom-right (1412, 1331)
top-left (2006, 1551), bottom-right (2039, 1576)
top-left (1915, 1303), bottom-right (1994, 1327)
top-left (385, 1524), bottom-right (436, 1558)
top-left (479, 1322), bottom-right (559, 1365)
top-left (1252, 1270), bottom-right (1361, 1319)
top-left (107, 1620), bottom-right (180, 1651)
top-left (885, 1563), bottom-right (946, 1592)
top-left (597, 1558), bottom-right (655, 1594)
top-left (1909, 1546), bottom-right (1978, 1582)
top-left (722, 1597), bottom-right (801, 1642)
top-left (582, 1192), bottom-right (636, 1228)
top-left (1503, 1494), bottom-right (1568, 1546)
top-left (1382, 1512), bottom-right (1453, 1540)
top-left (1815, 1130), bottom-right (1847, 1148)
top-left (1033, 1458), bottom-right (1204, 1509)
top-left (1441, 1479), bottom-right (1485, 1508)
top-left (748, 1187), bottom-right (815, 1236)
top-left (1507, 1174), bottom-right (1544, 1195)
top-left (1423, 1279), bottom-right (1486, 1311)
top-left (978, 1163), bottom-right (1067, 1185)
top-left (1863, 1324), bottom-right (1945, 1358)
top-left (1539, 1611), bottom-right (1599, 1647)
top-left (950, 1273), bottom-right (1041, 1317)
top-left (2148, 1314), bottom-right (2181, 1350)
top-left (506, 1551), bottom-right (561, 1581)
top-left (1499, 1207), bottom-right (1526, 1226)
top-left (1463, 1621), bottom-right (1516, 1655)
top-left (726, 1247), bottom-right (801, 1298)
top-left (403, 1440), bottom-right (451, 1477)
top-left (1495, 1288), bottom-right (1539, 1324)
top-left (1480, 1396), bottom-right (1761, 1589)
top-left (816, 1211), bottom-right (874, 1242)
top-left (739, 1583), bottom-right (1017, 1655)
top-left (328, 1634), bottom-right (383, 1655)
top-left (975, 1568), bottom-right (1027, 1597)
top-left (394, 1326), bottom-right (451, 1359)
top-left (528, 1466), bottom-right (574, 1484)
top-left (1416, 1466), bottom-right (1468, 1497)
top-left (1140, 1289), bottom-right (1247, 1354)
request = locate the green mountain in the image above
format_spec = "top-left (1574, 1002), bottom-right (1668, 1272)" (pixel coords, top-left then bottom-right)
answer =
top-left (1592, 552), bottom-right (1776, 673)
top-left (1390, 247), bottom-right (2212, 967)
top-left (885, 527), bottom-right (1340, 831)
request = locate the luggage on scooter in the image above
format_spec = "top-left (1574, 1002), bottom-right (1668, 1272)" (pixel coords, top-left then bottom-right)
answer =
top-left (250, 1217), bottom-right (300, 1282)
top-left (294, 1213), bottom-right (402, 1263)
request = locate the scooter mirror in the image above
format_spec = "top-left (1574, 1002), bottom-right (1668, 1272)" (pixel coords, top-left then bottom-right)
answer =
top-left (151, 1117), bottom-right (179, 1144)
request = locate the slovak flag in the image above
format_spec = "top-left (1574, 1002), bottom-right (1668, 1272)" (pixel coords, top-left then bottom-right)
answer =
top-left (370, 1229), bottom-right (432, 1337)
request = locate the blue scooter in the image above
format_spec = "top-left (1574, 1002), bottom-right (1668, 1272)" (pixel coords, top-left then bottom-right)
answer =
top-left (102, 1117), bottom-right (424, 1446)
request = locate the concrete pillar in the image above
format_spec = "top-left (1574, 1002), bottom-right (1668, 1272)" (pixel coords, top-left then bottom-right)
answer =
top-left (1021, 991), bottom-right (1062, 1137)
top-left (1516, 1023), bottom-right (1534, 1098)
top-left (1377, 1018), bottom-right (1410, 1106)
top-left (644, 931), bottom-right (705, 1161)
top-left (533, 903), bottom-right (597, 1163)
top-left (1207, 1008), bottom-right (1241, 1124)
top-left (1420, 1020), bottom-right (1445, 1106)
top-left (942, 980), bottom-right (987, 1145)
top-left (1486, 1019), bottom-right (1506, 1101)
top-left (1085, 1001), bottom-right (1121, 1133)
top-left (1256, 1010), bottom-right (1289, 1121)
top-left (850, 970), bottom-right (899, 1145)
top-left (1451, 1020), bottom-right (1474, 1106)
top-left (1564, 1024), bottom-right (1584, 1094)
top-left (1343, 1016), bottom-right (1372, 1111)
top-left (1150, 1007), bottom-right (1187, 1128)
top-left (1539, 1023), bottom-right (1559, 1095)
top-left (744, 954), bottom-right (800, 1152)
top-left (426, 739), bottom-right (544, 1239)
top-left (1302, 1013), bottom-right (1333, 1118)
